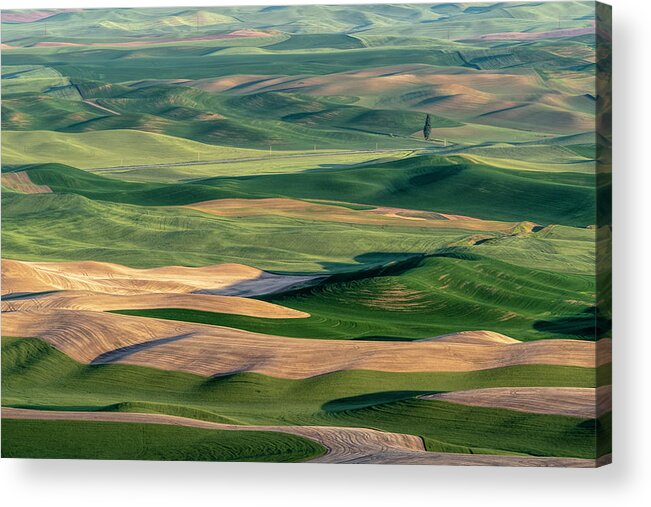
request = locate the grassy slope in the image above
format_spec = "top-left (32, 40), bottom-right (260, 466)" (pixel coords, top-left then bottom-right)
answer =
top-left (1, 3), bottom-right (595, 41)
top-left (14, 155), bottom-right (595, 226)
top-left (2, 67), bottom-right (587, 153)
top-left (115, 253), bottom-right (599, 341)
top-left (1, 65), bottom-right (74, 96)
top-left (94, 151), bottom-right (417, 182)
top-left (331, 398), bottom-right (609, 458)
top-left (265, 33), bottom-right (365, 50)
top-left (2, 4), bottom-right (596, 152)
top-left (2, 419), bottom-right (326, 462)
top-left (224, 155), bottom-right (595, 226)
top-left (2, 96), bottom-right (105, 132)
top-left (2, 337), bottom-right (600, 410)
top-left (476, 224), bottom-right (596, 274)
top-left (2, 2), bottom-right (604, 461)
top-left (2, 46), bottom-right (466, 82)
top-left (3, 104), bottom-right (435, 154)
top-left (3, 192), bottom-right (594, 290)
top-left (3, 72), bottom-right (450, 150)
top-left (2, 337), bottom-right (606, 458)
top-left (1, 130), bottom-right (284, 168)
top-left (1, 192), bottom-right (464, 272)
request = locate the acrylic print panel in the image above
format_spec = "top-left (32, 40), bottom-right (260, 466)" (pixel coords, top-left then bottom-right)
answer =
top-left (0, 1), bottom-right (611, 467)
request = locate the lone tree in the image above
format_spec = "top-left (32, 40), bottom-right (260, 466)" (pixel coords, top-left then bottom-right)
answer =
top-left (423, 114), bottom-right (431, 141)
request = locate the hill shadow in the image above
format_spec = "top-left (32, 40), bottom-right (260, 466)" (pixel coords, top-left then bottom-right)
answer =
top-left (263, 252), bottom-right (426, 299)
top-left (318, 251), bottom-right (426, 274)
top-left (90, 332), bottom-right (195, 365)
top-left (428, 246), bottom-right (483, 261)
top-left (533, 307), bottom-right (611, 340)
top-left (264, 248), bottom-right (483, 300)
top-left (322, 391), bottom-right (437, 413)
top-left (350, 336), bottom-right (419, 342)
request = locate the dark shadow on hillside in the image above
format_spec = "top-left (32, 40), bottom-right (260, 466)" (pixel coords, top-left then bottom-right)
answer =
top-left (472, 237), bottom-right (497, 246)
top-left (1, 165), bottom-right (33, 173)
top-left (319, 251), bottom-right (425, 274)
top-left (350, 336), bottom-right (420, 342)
top-left (263, 252), bottom-right (426, 299)
top-left (428, 246), bottom-right (483, 261)
top-left (577, 419), bottom-right (598, 430)
top-left (299, 150), bottom-right (439, 174)
top-left (195, 271), bottom-right (324, 298)
top-left (6, 404), bottom-right (108, 412)
top-left (2, 290), bottom-right (59, 301)
top-left (90, 332), bottom-right (195, 365)
top-left (322, 391), bottom-right (438, 413)
top-left (199, 372), bottom-right (243, 387)
top-left (407, 164), bottom-right (465, 186)
top-left (262, 248), bottom-right (486, 300)
top-left (533, 307), bottom-right (611, 340)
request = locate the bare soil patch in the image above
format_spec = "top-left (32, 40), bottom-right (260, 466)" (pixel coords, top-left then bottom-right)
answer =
top-left (422, 386), bottom-right (611, 418)
top-left (186, 198), bottom-right (515, 232)
top-left (2, 310), bottom-right (611, 378)
top-left (2, 172), bottom-right (52, 194)
top-left (2, 259), bottom-right (315, 297)
top-left (2, 290), bottom-right (307, 319)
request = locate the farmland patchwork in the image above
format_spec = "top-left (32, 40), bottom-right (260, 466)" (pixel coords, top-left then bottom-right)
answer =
top-left (1, 2), bottom-right (612, 466)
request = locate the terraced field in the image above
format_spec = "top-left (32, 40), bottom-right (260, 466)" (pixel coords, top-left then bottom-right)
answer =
top-left (1, 3), bottom-right (611, 466)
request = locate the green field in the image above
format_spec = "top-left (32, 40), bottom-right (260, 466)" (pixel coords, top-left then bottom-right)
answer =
top-left (2, 419), bottom-right (326, 462)
top-left (2, 336), bottom-right (607, 458)
top-left (3, 157), bottom-right (596, 225)
top-left (113, 253), bottom-right (601, 341)
top-left (2, 337), bottom-right (601, 412)
top-left (1, 2), bottom-right (610, 465)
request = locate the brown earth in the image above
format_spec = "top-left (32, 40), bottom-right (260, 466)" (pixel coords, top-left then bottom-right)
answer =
top-left (185, 198), bottom-right (517, 232)
top-left (418, 330), bottom-right (521, 345)
top-left (1, 259), bottom-right (317, 297)
top-left (2, 172), bottom-right (52, 194)
top-left (421, 385), bottom-right (612, 418)
top-left (2, 310), bottom-right (611, 378)
top-left (186, 64), bottom-right (592, 129)
top-left (189, 64), bottom-right (544, 105)
top-left (1, 290), bottom-right (308, 319)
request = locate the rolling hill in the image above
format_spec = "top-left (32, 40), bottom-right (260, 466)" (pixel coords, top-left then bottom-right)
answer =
top-left (1, 2), bottom-right (609, 466)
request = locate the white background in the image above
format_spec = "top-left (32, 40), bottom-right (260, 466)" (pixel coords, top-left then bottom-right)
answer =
top-left (1, 0), bottom-right (650, 505)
